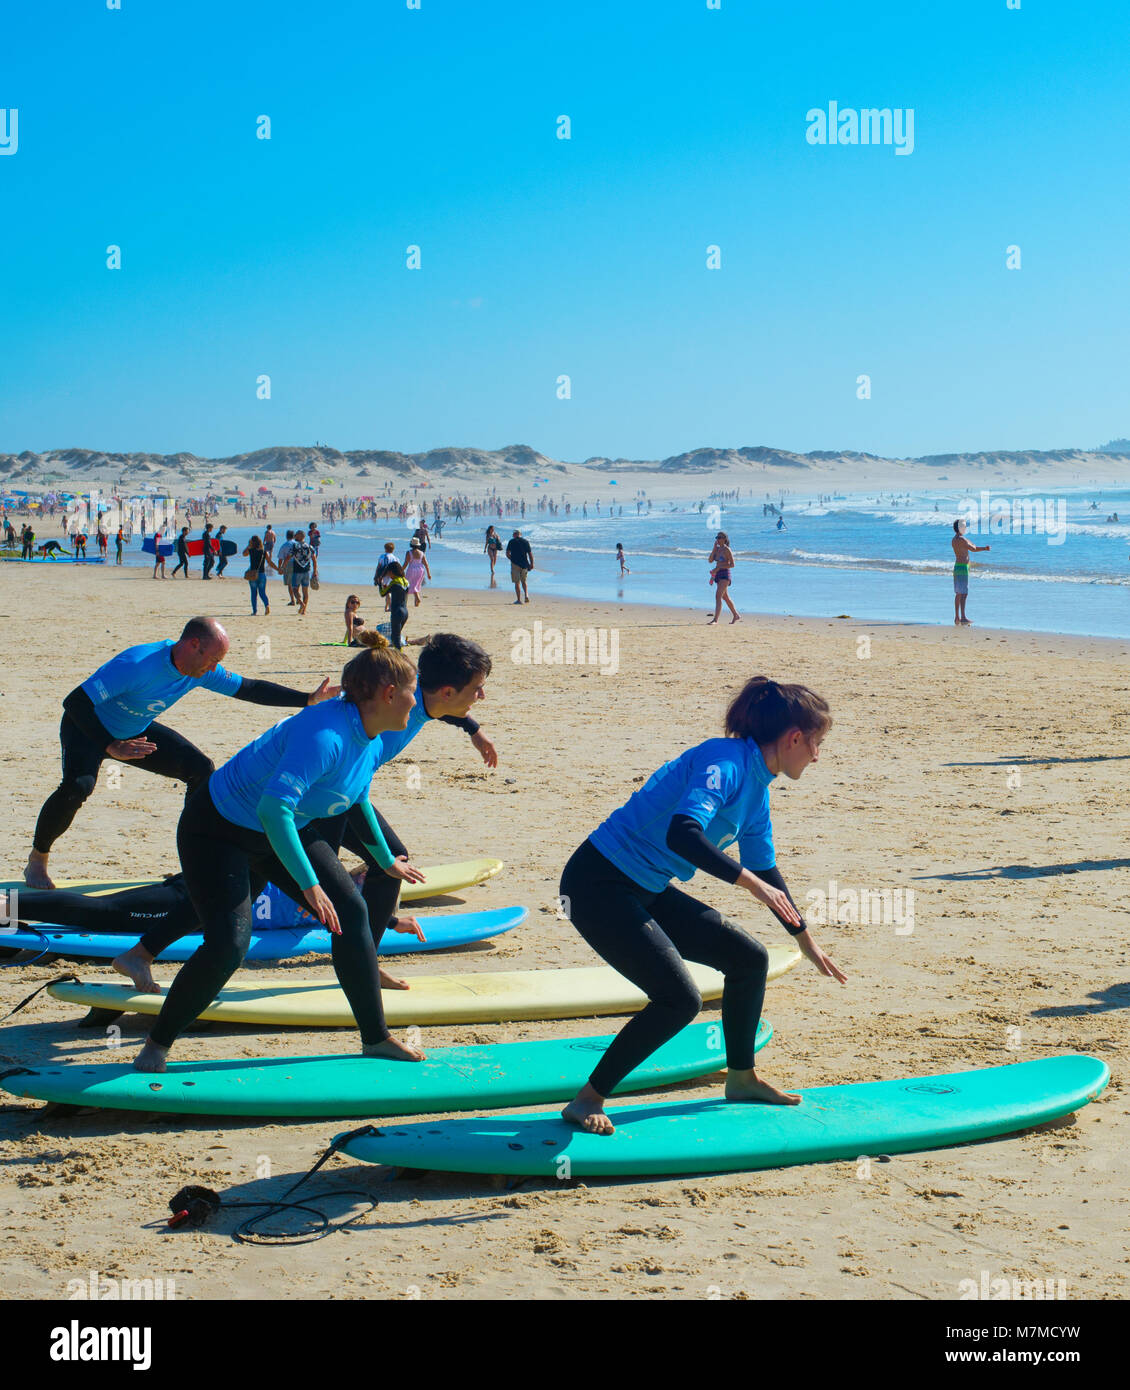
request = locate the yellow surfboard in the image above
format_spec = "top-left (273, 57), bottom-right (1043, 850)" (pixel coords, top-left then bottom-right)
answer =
top-left (48, 946), bottom-right (802, 1028)
top-left (1, 858), bottom-right (503, 904)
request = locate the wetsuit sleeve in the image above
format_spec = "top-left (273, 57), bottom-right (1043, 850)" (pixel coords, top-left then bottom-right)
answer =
top-left (439, 714), bottom-right (481, 736)
top-left (666, 814), bottom-right (743, 884)
top-left (232, 676), bottom-right (310, 709)
top-left (61, 686), bottom-right (117, 750)
top-left (257, 796), bottom-right (319, 891)
top-left (744, 864), bottom-right (808, 937)
top-left (350, 799), bottom-right (396, 871)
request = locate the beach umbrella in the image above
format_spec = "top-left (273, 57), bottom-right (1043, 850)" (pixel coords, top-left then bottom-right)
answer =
top-left (257, 486), bottom-right (270, 494)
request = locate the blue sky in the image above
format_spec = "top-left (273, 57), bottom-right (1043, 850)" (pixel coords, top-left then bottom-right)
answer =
top-left (1, 0), bottom-right (1127, 461)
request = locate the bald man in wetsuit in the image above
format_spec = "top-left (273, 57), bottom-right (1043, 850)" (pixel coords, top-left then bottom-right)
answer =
top-left (24, 616), bottom-right (340, 888)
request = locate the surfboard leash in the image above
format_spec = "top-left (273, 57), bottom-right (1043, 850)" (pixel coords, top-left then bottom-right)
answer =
top-left (165, 1124), bottom-right (383, 1246)
top-left (0, 928), bottom-right (61, 971)
top-left (0, 972), bottom-right (79, 1020)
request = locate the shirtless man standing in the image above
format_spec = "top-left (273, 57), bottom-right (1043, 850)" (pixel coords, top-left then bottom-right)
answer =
top-left (951, 519), bottom-right (990, 626)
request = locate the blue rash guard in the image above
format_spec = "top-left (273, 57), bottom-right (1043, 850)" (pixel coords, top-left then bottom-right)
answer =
top-left (589, 737), bottom-right (775, 893)
top-left (80, 640), bottom-right (243, 739)
top-left (208, 698), bottom-right (395, 890)
top-left (373, 676), bottom-right (480, 761)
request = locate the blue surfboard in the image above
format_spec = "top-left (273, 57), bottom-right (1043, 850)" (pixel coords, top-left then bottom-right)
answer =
top-left (0, 905), bottom-right (526, 962)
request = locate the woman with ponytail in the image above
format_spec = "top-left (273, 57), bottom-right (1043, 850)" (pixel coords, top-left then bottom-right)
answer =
top-left (136, 632), bottom-right (428, 1072)
top-left (559, 676), bottom-right (845, 1135)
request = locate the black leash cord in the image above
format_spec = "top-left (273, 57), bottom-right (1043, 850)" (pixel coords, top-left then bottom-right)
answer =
top-left (0, 972), bottom-right (79, 1020)
top-left (167, 1124), bottom-right (382, 1246)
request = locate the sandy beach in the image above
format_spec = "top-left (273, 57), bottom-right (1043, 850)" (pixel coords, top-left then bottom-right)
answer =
top-left (1, 556), bottom-right (1127, 1301)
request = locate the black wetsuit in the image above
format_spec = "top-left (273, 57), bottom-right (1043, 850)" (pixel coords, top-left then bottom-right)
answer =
top-left (32, 679), bottom-right (312, 855)
top-left (11, 878), bottom-right (197, 937)
top-left (558, 820), bottom-right (806, 1097)
top-left (132, 804), bottom-right (406, 959)
top-left (145, 786), bottom-right (401, 1049)
top-left (171, 536), bottom-right (190, 576)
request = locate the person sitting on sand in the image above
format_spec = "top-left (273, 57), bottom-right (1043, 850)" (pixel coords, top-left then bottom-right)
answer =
top-left (344, 594), bottom-right (367, 646)
top-left (558, 677), bottom-right (844, 1136)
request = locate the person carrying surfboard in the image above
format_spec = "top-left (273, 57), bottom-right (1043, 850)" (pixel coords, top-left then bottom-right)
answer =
top-left (134, 633), bottom-right (430, 1073)
top-left (24, 617), bottom-right (341, 890)
top-left (559, 676), bottom-right (846, 1135)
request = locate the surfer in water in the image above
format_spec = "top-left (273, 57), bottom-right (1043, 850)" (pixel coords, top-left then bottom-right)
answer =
top-left (24, 617), bottom-right (339, 890)
top-left (558, 677), bottom-right (845, 1135)
top-left (135, 633), bottom-right (430, 1073)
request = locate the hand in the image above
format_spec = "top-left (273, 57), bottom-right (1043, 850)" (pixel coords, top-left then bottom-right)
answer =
top-left (107, 737), bottom-right (159, 761)
top-left (794, 929), bottom-right (847, 983)
top-left (307, 677), bottom-right (342, 704)
top-left (470, 731), bottom-right (498, 767)
top-left (384, 855), bottom-right (427, 885)
top-left (303, 884), bottom-right (341, 935)
top-left (390, 914), bottom-right (427, 942)
top-left (745, 876), bottom-right (802, 929)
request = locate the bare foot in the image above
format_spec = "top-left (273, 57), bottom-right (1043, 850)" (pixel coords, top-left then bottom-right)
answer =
top-left (378, 967), bottom-right (409, 990)
top-left (363, 1035), bottom-right (426, 1061)
top-left (24, 850), bottom-right (54, 890)
top-left (706, 618), bottom-right (718, 625)
top-left (562, 1094), bottom-right (615, 1135)
top-left (730, 614), bottom-right (741, 624)
top-left (724, 1070), bottom-right (802, 1105)
top-left (112, 945), bottom-right (160, 994)
top-left (134, 1037), bottom-right (169, 1073)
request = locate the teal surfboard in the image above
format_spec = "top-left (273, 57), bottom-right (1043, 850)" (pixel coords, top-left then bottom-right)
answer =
top-left (0, 1019), bottom-right (768, 1119)
top-left (337, 1055), bottom-right (1109, 1177)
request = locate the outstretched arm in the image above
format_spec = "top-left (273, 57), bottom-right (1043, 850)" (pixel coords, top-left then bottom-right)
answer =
top-left (232, 675), bottom-right (341, 707)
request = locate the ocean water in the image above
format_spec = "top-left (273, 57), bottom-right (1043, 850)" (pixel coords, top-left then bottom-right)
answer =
top-left (119, 485), bottom-right (1130, 639)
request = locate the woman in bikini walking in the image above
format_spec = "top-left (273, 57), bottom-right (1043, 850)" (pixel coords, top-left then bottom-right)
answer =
top-left (708, 531), bottom-right (740, 625)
